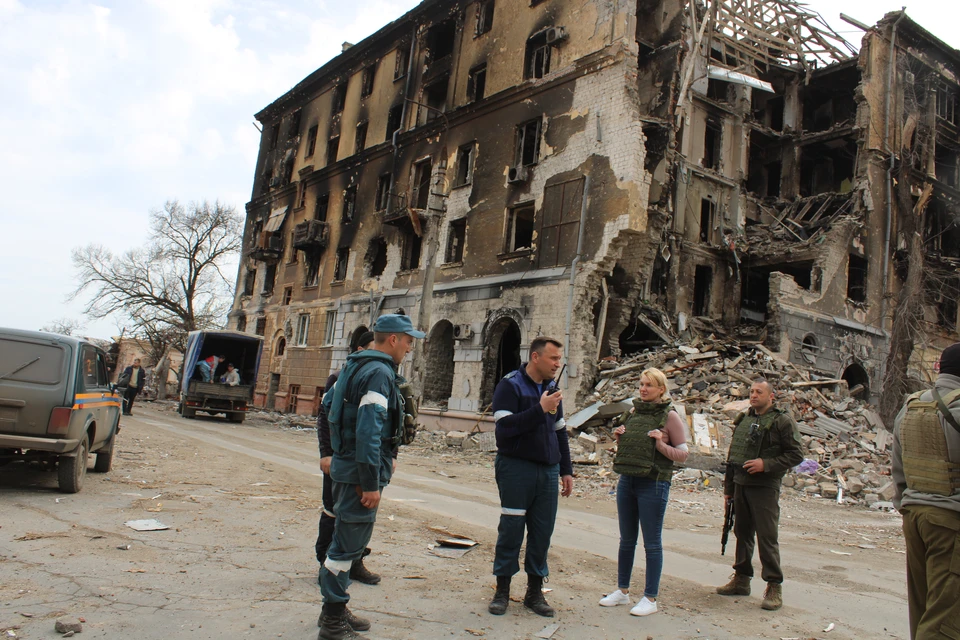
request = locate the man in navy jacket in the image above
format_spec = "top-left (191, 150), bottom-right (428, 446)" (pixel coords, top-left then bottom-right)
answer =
top-left (118, 358), bottom-right (146, 416)
top-left (488, 336), bottom-right (574, 618)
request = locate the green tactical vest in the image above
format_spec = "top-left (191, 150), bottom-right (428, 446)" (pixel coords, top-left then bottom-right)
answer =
top-left (727, 408), bottom-right (784, 466)
top-left (900, 388), bottom-right (960, 497)
top-left (613, 399), bottom-right (676, 482)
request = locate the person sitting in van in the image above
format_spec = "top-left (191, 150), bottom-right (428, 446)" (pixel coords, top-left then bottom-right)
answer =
top-left (196, 355), bottom-right (223, 383)
top-left (220, 363), bottom-right (240, 386)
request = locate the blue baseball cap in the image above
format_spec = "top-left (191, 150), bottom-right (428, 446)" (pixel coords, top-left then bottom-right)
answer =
top-left (373, 313), bottom-right (426, 338)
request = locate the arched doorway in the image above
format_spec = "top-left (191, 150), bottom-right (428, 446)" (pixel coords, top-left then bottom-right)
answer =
top-left (349, 325), bottom-right (370, 352)
top-left (424, 320), bottom-right (455, 407)
top-left (481, 318), bottom-right (522, 409)
top-left (841, 362), bottom-right (870, 400)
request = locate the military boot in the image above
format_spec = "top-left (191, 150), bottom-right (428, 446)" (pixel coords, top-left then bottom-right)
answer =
top-left (716, 573), bottom-right (751, 596)
top-left (317, 603), bottom-right (364, 640)
top-left (761, 582), bottom-right (782, 610)
top-left (317, 608), bottom-right (370, 632)
top-left (488, 576), bottom-right (510, 615)
top-left (523, 575), bottom-right (555, 617)
top-left (350, 552), bottom-right (381, 585)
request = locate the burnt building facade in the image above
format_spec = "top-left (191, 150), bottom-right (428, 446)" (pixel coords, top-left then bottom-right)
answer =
top-left (230, 0), bottom-right (959, 422)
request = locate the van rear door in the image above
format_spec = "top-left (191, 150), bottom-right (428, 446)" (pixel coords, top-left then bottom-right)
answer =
top-left (0, 336), bottom-right (69, 435)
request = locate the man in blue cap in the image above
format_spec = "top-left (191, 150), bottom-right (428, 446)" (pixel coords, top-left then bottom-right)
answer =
top-left (317, 313), bottom-right (424, 640)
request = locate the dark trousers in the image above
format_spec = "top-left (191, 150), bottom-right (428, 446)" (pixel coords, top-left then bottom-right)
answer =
top-left (315, 471), bottom-right (336, 562)
top-left (902, 504), bottom-right (960, 640)
top-left (319, 480), bottom-right (379, 604)
top-left (616, 475), bottom-right (670, 597)
top-left (732, 484), bottom-right (783, 584)
top-left (122, 387), bottom-right (139, 415)
top-left (493, 454), bottom-right (559, 578)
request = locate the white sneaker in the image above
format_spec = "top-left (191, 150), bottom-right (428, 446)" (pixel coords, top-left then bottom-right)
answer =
top-left (630, 596), bottom-right (658, 616)
top-left (599, 589), bottom-right (631, 607)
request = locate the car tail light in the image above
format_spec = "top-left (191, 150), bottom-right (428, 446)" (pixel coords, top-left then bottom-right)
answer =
top-left (47, 407), bottom-right (72, 435)
top-left (236, 402), bottom-right (247, 411)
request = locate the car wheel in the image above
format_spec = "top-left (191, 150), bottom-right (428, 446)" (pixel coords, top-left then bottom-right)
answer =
top-left (58, 434), bottom-right (89, 493)
top-left (93, 433), bottom-right (115, 473)
top-left (228, 412), bottom-right (245, 423)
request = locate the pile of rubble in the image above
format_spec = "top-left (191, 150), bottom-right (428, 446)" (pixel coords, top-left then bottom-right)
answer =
top-left (561, 337), bottom-right (896, 509)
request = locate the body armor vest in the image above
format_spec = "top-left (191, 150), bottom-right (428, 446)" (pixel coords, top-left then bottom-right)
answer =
top-left (613, 399), bottom-right (675, 482)
top-left (727, 409), bottom-right (783, 466)
top-left (900, 389), bottom-right (960, 496)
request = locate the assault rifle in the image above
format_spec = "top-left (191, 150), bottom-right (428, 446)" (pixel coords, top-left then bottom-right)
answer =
top-left (721, 495), bottom-right (735, 555)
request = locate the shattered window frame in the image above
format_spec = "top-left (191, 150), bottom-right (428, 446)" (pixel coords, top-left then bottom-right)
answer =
top-left (295, 314), bottom-right (310, 347)
top-left (361, 63), bottom-right (377, 98)
top-left (385, 103), bottom-right (404, 141)
top-left (236, 315), bottom-right (247, 332)
top-left (467, 63), bottom-right (487, 103)
top-left (287, 109), bottom-right (302, 140)
top-left (400, 228), bottom-right (423, 271)
top-left (326, 136), bottom-right (340, 166)
top-left (412, 158), bottom-right (433, 210)
top-left (445, 218), bottom-right (467, 264)
top-left (342, 185), bottom-right (358, 222)
top-left (323, 310), bottom-right (337, 346)
top-left (515, 118), bottom-right (542, 167)
top-left (282, 286), bottom-right (293, 305)
top-left (454, 143), bottom-right (475, 186)
top-left (304, 252), bottom-right (321, 288)
top-left (504, 202), bottom-right (535, 253)
top-left (375, 173), bottom-right (392, 211)
top-left (355, 120), bottom-right (368, 155)
top-left (243, 268), bottom-right (257, 296)
top-left (305, 125), bottom-right (319, 158)
top-left (394, 43), bottom-right (410, 81)
top-left (331, 83), bottom-right (347, 114)
top-left (525, 31), bottom-right (551, 80)
top-left (475, 1), bottom-right (494, 37)
top-left (333, 247), bottom-right (350, 282)
top-left (315, 192), bottom-right (329, 221)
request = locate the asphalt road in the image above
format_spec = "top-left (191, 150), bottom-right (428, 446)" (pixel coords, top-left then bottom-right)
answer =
top-left (0, 406), bottom-right (909, 639)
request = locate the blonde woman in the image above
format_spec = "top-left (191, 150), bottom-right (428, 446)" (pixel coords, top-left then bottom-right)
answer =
top-left (599, 368), bottom-right (689, 616)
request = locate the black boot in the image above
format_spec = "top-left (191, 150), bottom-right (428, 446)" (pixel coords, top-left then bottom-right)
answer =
top-left (317, 603), bottom-right (363, 640)
top-left (523, 575), bottom-right (555, 617)
top-left (350, 556), bottom-right (381, 585)
top-left (317, 607), bottom-right (370, 632)
top-left (488, 576), bottom-right (511, 615)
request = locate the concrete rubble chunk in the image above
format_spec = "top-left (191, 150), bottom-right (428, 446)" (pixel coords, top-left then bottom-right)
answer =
top-left (877, 481), bottom-right (897, 501)
top-left (445, 431), bottom-right (469, 447)
top-left (55, 619), bottom-right (83, 634)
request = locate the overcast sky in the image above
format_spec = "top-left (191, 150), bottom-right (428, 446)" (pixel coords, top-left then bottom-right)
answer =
top-left (0, 0), bottom-right (956, 341)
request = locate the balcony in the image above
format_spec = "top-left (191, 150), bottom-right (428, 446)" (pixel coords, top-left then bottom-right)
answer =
top-left (292, 220), bottom-right (330, 251)
top-left (248, 232), bottom-right (283, 262)
top-left (383, 206), bottom-right (425, 228)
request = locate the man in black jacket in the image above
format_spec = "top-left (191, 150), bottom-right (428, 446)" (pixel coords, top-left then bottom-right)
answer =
top-left (488, 337), bottom-right (574, 618)
top-left (119, 359), bottom-right (146, 416)
top-left (315, 331), bottom-right (380, 586)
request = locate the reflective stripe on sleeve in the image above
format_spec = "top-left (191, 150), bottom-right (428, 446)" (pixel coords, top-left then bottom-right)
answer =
top-left (501, 507), bottom-right (526, 516)
top-left (494, 410), bottom-right (514, 422)
top-left (359, 391), bottom-right (388, 409)
top-left (554, 418), bottom-right (566, 431)
top-left (324, 557), bottom-right (353, 574)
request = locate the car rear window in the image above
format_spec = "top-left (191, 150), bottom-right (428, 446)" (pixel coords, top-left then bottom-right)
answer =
top-left (0, 338), bottom-right (66, 385)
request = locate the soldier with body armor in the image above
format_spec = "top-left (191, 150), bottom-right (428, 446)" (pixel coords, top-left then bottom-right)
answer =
top-left (715, 378), bottom-right (803, 611)
top-left (892, 342), bottom-right (960, 640)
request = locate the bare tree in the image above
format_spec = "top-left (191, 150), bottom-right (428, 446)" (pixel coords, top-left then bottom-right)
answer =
top-left (71, 200), bottom-right (242, 398)
top-left (40, 317), bottom-right (86, 336)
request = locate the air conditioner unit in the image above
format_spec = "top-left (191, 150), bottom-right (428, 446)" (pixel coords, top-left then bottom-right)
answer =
top-left (507, 166), bottom-right (529, 184)
top-left (453, 324), bottom-right (474, 340)
top-left (545, 26), bottom-right (568, 45)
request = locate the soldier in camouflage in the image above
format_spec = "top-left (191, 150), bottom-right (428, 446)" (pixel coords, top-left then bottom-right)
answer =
top-left (715, 378), bottom-right (803, 611)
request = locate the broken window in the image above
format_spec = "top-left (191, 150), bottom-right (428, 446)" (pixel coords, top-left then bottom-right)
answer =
top-left (693, 265), bottom-right (712, 316)
top-left (936, 81), bottom-right (958, 126)
top-left (305, 125), bottom-right (319, 158)
top-left (515, 118), bottom-right (541, 167)
top-left (747, 130), bottom-right (782, 197)
top-left (703, 118), bottom-right (721, 171)
top-left (699, 198), bottom-right (717, 244)
top-left (935, 143), bottom-right (960, 188)
top-left (295, 314), bottom-right (310, 346)
top-left (412, 159), bottom-right (432, 210)
top-left (394, 43), bottom-right (410, 80)
top-left (262, 263), bottom-right (277, 294)
top-left (401, 229), bottom-right (422, 270)
top-left (366, 237), bottom-right (388, 277)
top-left (237, 315), bottom-right (247, 332)
top-left (386, 104), bottom-right (403, 141)
top-left (504, 203), bottom-right (535, 253)
top-left (476, 1), bottom-right (494, 36)
top-left (332, 83), bottom-right (346, 114)
top-left (355, 121), bottom-right (368, 155)
top-left (323, 310), bottom-right (337, 345)
top-left (282, 286), bottom-right (293, 305)
top-left (305, 253), bottom-right (320, 287)
top-left (445, 218), bottom-right (466, 263)
top-left (800, 334), bottom-right (819, 364)
top-left (375, 174), bottom-right (392, 211)
top-left (425, 19), bottom-right (456, 62)
top-left (342, 185), bottom-right (357, 222)
top-left (287, 109), bottom-right (302, 140)
top-left (333, 248), bottom-right (349, 281)
top-left (467, 64), bottom-right (487, 103)
top-left (269, 122), bottom-right (280, 150)
top-left (847, 254), bottom-right (868, 303)
top-left (707, 79), bottom-right (732, 103)
top-left (938, 278), bottom-right (960, 330)
top-left (525, 31), bottom-right (552, 79)
top-left (255, 317), bottom-right (266, 336)
top-left (360, 64), bottom-right (376, 98)
top-left (296, 183), bottom-right (307, 209)
top-left (423, 76), bottom-right (449, 122)
top-left (326, 136), bottom-right (340, 165)
top-left (243, 269), bottom-right (256, 296)
top-left (751, 93), bottom-right (784, 131)
top-left (799, 139), bottom-right (856, 196)
top-left (287, 231), bottom-right (298, 263)
top-left (454, 143), bottom-right (475, 186)
top-left (315, 192), bottom-right (329, 221)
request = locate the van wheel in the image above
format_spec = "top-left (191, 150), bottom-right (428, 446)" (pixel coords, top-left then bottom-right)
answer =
top-left (228, 412), bottom-right (245, 423)
top-left (58, 434), bottom-right (89, 493)
top-left (94, 433), bottom-right (115, 473)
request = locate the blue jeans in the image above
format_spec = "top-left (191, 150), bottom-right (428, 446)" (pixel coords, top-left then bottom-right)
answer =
top-left (196, 361), bottom-right (212, 382)
top-left (616, 474), bottom-right (669, 598)
top-left (493, 455), bottom-right (559, 577)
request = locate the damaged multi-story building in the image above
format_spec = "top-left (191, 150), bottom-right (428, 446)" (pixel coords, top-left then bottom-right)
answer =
top-left (229, 0), bottom-right (960, 425)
